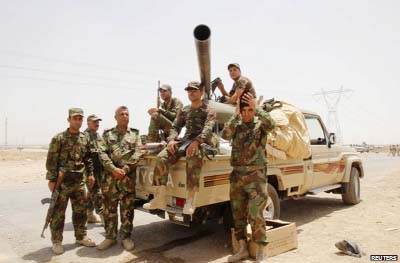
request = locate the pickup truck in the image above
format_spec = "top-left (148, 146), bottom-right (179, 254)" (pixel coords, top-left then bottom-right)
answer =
top-left (135, 110), bottom-right (364, 227)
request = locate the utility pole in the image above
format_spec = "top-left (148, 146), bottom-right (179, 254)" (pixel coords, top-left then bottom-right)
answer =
top-left (313, 86), bottom-right (353, 144)
top-left (5, 117), bottom-right (7, 147)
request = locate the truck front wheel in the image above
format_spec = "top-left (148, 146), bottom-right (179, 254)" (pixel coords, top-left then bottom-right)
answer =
top-left (342, 167), bottom-right (361, 205)
top-left (264, 183), bottom-right (281, 219)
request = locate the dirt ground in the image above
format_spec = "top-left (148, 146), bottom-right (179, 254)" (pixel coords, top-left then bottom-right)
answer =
top-left (0, 149), bottom-right (399, 263)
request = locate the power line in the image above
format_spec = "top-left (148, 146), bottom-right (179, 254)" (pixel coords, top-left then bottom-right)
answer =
top-left (0, 50), bottom-right (191, 81)
top-left (313, 86), bottom-right (353, 144)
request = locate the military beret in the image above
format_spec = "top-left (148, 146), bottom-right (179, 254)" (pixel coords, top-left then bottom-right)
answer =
top-left (69, 108), bottom-right (84, 117)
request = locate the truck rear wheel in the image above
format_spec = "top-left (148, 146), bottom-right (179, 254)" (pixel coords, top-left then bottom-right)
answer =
top-left (342, 167), bottom-right (361, 205)
top-left (264, 183), bottom-right (280, 219)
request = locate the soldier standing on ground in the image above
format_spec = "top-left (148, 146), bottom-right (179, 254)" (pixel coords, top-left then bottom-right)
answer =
top-left (84, 114), bottom-right (105, 225)
top-left (143, 81), bottom-right (216, 215)
top-left (221, 93), bottom-right (275, 263)
top-left (45, 108), bottom-right (96, 255)
top-left (147, 84), bottom-right (183, 142)
top-left (216, 63), bottom-right (257, 104)
top-left (96, 106), bottom-right (144, 251)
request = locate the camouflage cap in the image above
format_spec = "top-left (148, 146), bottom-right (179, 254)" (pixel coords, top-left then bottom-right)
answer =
top-left (68, 108), bottom-right (84, 117)
top-left (184, 81), bottom-right (201, 91)
top-left (227, 63), bottom-right (241, 70)
top-left (159, 84), bottom-right (172, 91)
top-left (87, 114), bottom-right (102, 122)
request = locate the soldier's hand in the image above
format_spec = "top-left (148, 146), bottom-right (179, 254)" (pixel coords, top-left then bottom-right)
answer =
top-left (48, 181), bottom-right (56, 192)
top-left (242, 93), bottom-right (256, 110)
top-left (186, 141), bottom-right (200, 157)
top-left (88, 175), bottom-right (95, 188)
top-left (112, 168), bottom-right (126, 180)
top-left (167, 141), bottom-right (178, 154)
top-left (148, 108), bottom-right (158, 115)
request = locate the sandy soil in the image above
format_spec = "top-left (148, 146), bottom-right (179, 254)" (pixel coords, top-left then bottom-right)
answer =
top-left (0, 150), bottom-right (399, 263)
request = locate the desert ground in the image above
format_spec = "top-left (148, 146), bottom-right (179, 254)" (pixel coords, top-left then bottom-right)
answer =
top-left (0, 149), bottom-right (399, 263)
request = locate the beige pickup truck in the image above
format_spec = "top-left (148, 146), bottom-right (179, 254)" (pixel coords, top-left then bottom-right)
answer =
top-left (135, 110), bottom-right (364, 227)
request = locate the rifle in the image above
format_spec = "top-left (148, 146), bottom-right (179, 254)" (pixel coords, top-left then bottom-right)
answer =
top-left (40, 171), bottom-right (65, 238)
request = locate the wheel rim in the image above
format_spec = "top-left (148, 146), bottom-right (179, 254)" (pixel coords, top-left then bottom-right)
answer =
top-left (263, 197), bottom-right (274, 219)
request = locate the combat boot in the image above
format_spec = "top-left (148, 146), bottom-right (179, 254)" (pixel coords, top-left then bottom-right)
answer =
top-left (76, 236), bottom-right (96, 247)
top-left (183, 191), bottom-right (197, 215)
top-left (52, 242), bottom-right (64, 255)
top-left (228, 240), bottom-right (249, 262)
top-left (255, 244), bottom-right (268, 263)
top-left (87, 210), bottom-right (100, 223)
top-left (143, 186), bottom-right (167, 210)
top-left (122, 238), bottom-right (135, 251)
top-left (96, 239), bottom-right (117, 250)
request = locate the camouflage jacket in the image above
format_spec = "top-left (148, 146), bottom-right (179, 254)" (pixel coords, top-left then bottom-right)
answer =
top-left (168, 103), bottom-right (216, 144)
top-left (84, 129), bottom-right (104, 175)
top-left (100, 126), bottom-right (143, 174)
top-left (46, 129), bottom-right (94, 181)
top-left (221, 108), bottom-right (275, 167)
top-left (159, 97), bottom-right (183, 122)
top-left (229, 76), bottom-right (256, 98)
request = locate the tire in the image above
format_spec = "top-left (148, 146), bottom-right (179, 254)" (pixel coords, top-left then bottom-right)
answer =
top-left (264, 183), bottom-right (281, 219)
top-left (342, 167), bottom-right (361, 205)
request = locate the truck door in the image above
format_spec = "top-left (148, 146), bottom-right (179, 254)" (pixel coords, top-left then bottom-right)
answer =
top-left (305, 115), bottom-right (337, 187)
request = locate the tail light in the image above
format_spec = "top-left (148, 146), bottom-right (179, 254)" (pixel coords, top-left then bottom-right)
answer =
top-left (174, 197), bottom-right (186, 208)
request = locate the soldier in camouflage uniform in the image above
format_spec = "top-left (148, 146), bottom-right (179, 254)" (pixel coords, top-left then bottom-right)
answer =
top-left (216, 63), bottom-right (257, 104)
top-left (84, 114), bottom-right (104, 225)
top-left (221, 93), bottom-right (275, 263)
top-left (143, 81), bottom-right (216, 215)
top-left (96, 106), bottom-right (144, 251)
top-left (45, 108), bottom-right (96, 255)
top-left (147, 84), bottom-right (183, 142)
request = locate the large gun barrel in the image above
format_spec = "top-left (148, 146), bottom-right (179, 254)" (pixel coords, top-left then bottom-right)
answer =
top-left (194, 24), bottom-right (211, 99)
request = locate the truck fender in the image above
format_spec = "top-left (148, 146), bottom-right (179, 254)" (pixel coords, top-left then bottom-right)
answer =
top-left (342, 155), bottom-right (364, 182)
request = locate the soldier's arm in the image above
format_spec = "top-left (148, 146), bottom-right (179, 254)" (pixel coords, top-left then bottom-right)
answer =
top-left (195, 107), bottom-right (216, 144)
top-left (159, 98), bottom-right (183, 122)
top-left (99, 132), bottom-right (118, 172)
top-left (123, 132), bottom-right (145, 174)
top-left (221, 114), bottom-right (240, 140)
top-left (83, 138), bottom-right (95, 177)
top-left (256, 108), bottom-right (275, 133)
top-left (167, 108), bottom-right (185, 142)
top-left (45, 135), bottom-right (60, 182)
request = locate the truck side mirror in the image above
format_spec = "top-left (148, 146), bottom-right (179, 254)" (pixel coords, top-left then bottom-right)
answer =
top-left (328, 133), bottom-right (336, 148)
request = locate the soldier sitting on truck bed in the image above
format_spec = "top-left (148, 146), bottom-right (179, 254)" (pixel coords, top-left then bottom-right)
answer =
top-left (147, 84), bottom-right (183, 142)
top-left (215, 63), bottom-right (256, 104)
top-left (221, 93), bottom-right (275, 263)
top-left (143, 81), bottom-right (217, 215)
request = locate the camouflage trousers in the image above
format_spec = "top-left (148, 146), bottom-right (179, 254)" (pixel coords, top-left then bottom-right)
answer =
top-left (50, 175), bottom-right (87, 243)
top-left (86, 173), bottom-right (103, 215)
top-left (230, 169), bottom-right (268, 245)
top-left (101, 172), bottom-right (136, 240)
top-left (153, 147), bottom-right (203, 191)
top-left (147, 114), bottom-right (172, 143)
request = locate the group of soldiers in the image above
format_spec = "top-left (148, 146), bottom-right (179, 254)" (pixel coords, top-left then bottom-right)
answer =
top-left (388, 145), bottom-right (400, 156)
top-left (45, 63), bottom-right (275, 263)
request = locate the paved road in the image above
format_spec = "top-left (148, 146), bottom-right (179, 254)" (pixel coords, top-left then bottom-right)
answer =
top-left (0, 153), bottom-right (397, 263)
